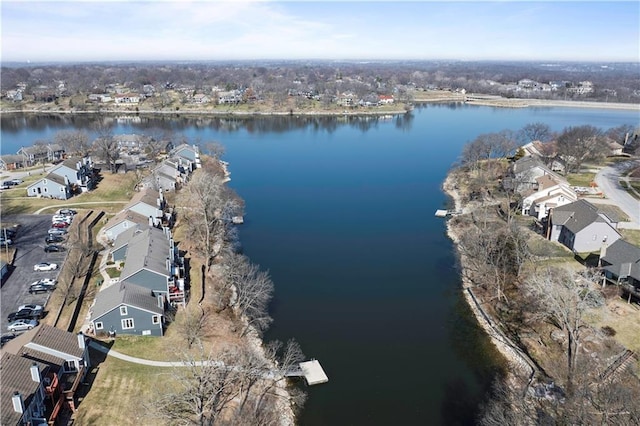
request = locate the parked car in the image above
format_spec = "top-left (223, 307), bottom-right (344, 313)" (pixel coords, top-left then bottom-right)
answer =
top-left (2, 228), bottom-right (17, 238)
top-left (7, 319), bottom-right (38, 332)
top-left (58, 208), bottom-right (77, 216)
top-left (17, 303), bottom-right (44, 313)
top-left (1, 180), bottom-right (18, 189)
top-left (45, 235), bottom-right (65, 244)
top-left (7, 308), bottom-right (42, 322)
top-left (10, 178), bottom-right (23, 185)
top-left (33, 262), bottom-right (57, 271)
top-left (48, 228), bottom-right (67, 235)
top-left (0, 237), bottom-right (13, 246)
top-left (52, 214), bottom-right (73, 222)
top-left (51, 221), bottom-right (69, 229)
top-left (28, 282), bottom-right (56, 294)
top-left (30, 278), bottom-right (56, 287)
top-left (1, 333), bottom-right (16, 346)
top-left (44, 245), bottom-right (65, 253)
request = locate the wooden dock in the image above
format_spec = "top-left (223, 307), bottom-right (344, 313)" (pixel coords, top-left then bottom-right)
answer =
top-left (231, 216), bottom-right (244, 224)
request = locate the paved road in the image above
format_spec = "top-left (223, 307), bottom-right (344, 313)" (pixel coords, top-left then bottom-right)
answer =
top-left (1, 214), bottom-right (66, 333)
top-left (594, 160), bottom-right (640, 229)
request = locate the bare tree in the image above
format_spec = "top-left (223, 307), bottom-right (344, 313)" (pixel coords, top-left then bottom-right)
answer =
top-left (92, 122), bottom-right (119, 173)
top-left (223, 253), bottom-right (274, 336)
top-left (178, 169), bottom-right (241, 270)
top-left (556, 125), bottom-right (606, 173)
top-left (54, 130), bottom-right (90, 156)
top-left (526, 266), bottom-right (600, 393)
top-left (517, 122), bottom-right (553, 144)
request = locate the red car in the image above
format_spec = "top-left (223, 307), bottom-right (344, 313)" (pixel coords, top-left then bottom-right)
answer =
top-left (51, 222), bottom-right (69, 228)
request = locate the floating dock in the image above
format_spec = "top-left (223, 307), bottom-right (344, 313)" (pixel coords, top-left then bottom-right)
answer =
top-left (231, 216), bottom-right (244, 224)
top-left (435, 209), bottom-right (461, 218)
top-left (299, 360), bottom-right (329, 385)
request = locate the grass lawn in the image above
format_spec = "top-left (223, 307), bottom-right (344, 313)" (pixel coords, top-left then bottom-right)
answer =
top-left (73, 352), bottom-right (166, 425)
top-left (620, 229), bottom-right (640, 247)
top-left (566, 172), bottom-right (596, 187)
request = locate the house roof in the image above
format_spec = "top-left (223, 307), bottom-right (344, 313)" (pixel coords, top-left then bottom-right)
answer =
top-left (125, 187), bottom-right (159, 211)
top-left (0, 154), bottom-right (24, 164)
top-left (551, 199), bottom-right (618, 234)
top-left (602, 239), bottom-right (640, 266)
top-left (119, 227), bottom-right (170, 280)
top-left (535, 174), bottom-right (561, 190)
top-left (112, 226), bottom-right (143, 252)
top-left (0, 353), bottom-right (49, 426)
top-left (91, 281), bottom-right (163, 320)
top-left (27, 173), bottom-right (68, 190)
top-left (105, 209), bottom-right (150, 232)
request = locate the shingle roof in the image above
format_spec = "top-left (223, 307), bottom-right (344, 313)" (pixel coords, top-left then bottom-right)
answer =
top-left (601, 239), bottom-right (640, 281)
top-left (29, 324), bottom-right (84, 359)
top-left (551, 199), bottom-right (617, 234)
top-left (120, 227), bottom-right (170, 280)
top-left (0, 353), bottom-right (49, 426)
top-left (91, 281), bottom-right (163, 320)
top-left (125, 187), bottom-right (159, 211)
top-left (0, 154), bottom-right (24, 164)
top-left (105, 209), bottom-right (150, 232)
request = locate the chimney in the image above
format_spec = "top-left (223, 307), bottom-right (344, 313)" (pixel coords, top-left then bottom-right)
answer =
top-left (64, 175), bottom-right (70, 186)
top-left (148, 216), bottom-right (154, 227)
top-left (77, 161), bottom-right (82, 170)
top-left (30, 362), bottom-right (41, 383)
top-left (77, 332), bottom-right (86, 350)
top-left (12, 392), bottom-right (24, 414)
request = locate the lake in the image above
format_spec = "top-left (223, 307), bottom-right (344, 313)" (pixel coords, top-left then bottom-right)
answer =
top-left (2, 104), bottom-right (638, 425)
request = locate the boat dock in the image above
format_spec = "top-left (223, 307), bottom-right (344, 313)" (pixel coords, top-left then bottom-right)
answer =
top-left (285, 359), bottom-right (329, 385)
top-left (435, 209), bottom-right (461, 218)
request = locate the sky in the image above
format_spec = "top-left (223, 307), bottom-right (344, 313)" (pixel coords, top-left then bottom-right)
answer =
top-left (1, 1), bottom-right (639, 63)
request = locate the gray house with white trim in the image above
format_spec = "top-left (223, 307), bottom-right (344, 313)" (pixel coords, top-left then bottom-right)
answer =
top-left (549, 199), bottom-right (622, 253)
top-left (90, 281), bottom-right (164, 337)
top-left (26, 174), bottom-right (71, 199)
top-left (601, 239), bottom-right (640, 299)
top-left (102, 210), bottom-right (150, 242)
top-left (169, 143), bottom-right (201, 170)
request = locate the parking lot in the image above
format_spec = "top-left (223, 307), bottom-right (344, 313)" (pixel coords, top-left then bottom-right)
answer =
top-left (1, 214), bottom-right (68, 334)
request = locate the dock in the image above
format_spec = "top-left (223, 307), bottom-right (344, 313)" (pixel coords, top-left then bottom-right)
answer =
top-left (435, 209), bottom-right (461, 218)
top-left (285, 359), bottom-right (329, 385)
top-left (231, 216), bottom-right (244, 224)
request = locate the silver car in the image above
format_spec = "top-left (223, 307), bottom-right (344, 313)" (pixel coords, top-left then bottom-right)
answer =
top-left (7, 319), bottom-right (38, 332)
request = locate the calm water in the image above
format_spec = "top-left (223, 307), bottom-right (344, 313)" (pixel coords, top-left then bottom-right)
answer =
top-left (2, 105), bottom-right (638, 425)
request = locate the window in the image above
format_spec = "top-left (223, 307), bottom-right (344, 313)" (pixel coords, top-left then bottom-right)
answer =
top-left (32, 188), bottom-right (37, 194)
top-left (43, 187), bottom-right (48, 193)
top-left (60, 187), bottom-right (65, 192)
top-left (120, 306), bottom-right (128, 316)
top-left (121, 318), bottom-right (134, 329)
top-left (152, 315), bottom-right (161, 325)
top-left (43, 179), bottom-right (47, 184)
top-left (95, 322), bottom-right (103, 330)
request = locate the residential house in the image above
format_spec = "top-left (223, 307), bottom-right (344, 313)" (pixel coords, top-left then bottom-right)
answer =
top-left (102, 209), bottom-right (150, 242)
top-left (169, 143), bottom-right (201, 170)
top-left (87, 93), bottom-right (112, 103)
top-left (521, 174), bottom-right (577, 220)
top-left (118, 227), bottom-right (176, 296)
top-left (5, 89), bottom-right (23, 101)
top-left (90, 281), bottom-right (164, 337)
top-left (193, 93), bottom-right (210, 104)
top-left (0, 154), bottom-right (26, 170)
top-left (114, 93), bottom-right (141, 104)
top-left (140, 159), bottom-right (183, 192)
top-left (126, 187), bottom-right (167, 225)
top-left (26, 174), bottom-right (72, 200)
top-left (110, 226), bottom-right (143, 263)
top-left (1, 354), bottom-right (50, 426)
top-left (512, 156), bottom-right (563, 191)
top-left (549, 199), bottom-right (622, 253)
top-left (114, 134), bottom-right (150, 152)
top-left (378, 95), bottom-right (394, 105)
top-left (1, 324), bottom-right (90, 426)
top-left (48, 157), bottom-right (97, 192)
top-left (18, 144), bottom-right (65, 166)
top-left (600, 239), bottom-right (640, 300)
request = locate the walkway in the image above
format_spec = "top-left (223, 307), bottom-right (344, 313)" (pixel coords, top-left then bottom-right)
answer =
top-left (34, 200), bottom-right (129, 214)
top-left (88, 340), bottom-right (223, 367)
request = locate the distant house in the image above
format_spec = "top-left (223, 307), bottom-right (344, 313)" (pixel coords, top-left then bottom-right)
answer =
top-left (90, 281), bottom-right (164, 337)
top-left (549, 199), bottom-right (622, 253)
top-left (1, 324), bottom-right (90, 426)
top-left (169, 144), bottom-right (201, 170)
top-left (125, 188), bottom-right (167, 224)
top-left (48, 157), bottom-right (96, 191)
top-left (114, 134), bottom-right (150, 152)
top-left (114, 93), bottom-right (140, 104)
top-left (512, 156), bottom-right (563, 192)
top-left (26, 174), bottom-right (72, 199)
top-left (378, 95), bottom-right (394, 105)
top-left (600, 239), bottom-right (640, 300)
top-left (0, 154), bottom-right (26, 170)
top-left (17, 144), bottom-right (65, 166)
top-left (193, 93), bottom-right (210, 104)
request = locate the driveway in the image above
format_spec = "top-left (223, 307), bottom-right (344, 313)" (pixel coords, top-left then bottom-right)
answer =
top-left (1, 214), bottom-right (66, 333)
top-left (594, 160), bottom-right (640, 229)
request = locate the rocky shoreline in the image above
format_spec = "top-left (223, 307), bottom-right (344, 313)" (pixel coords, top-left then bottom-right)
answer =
top-left (442, 173), bottom-right (537, 384)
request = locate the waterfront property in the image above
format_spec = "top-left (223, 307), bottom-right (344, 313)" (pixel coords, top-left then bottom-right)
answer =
top-left (26, 157), bottom-right (97, 200)
top-left (26, 174), bottom-right (72, 199)
top-left (601, 239), bottom-right (640, 301)
top-left (89, 281), bottom-right (164, 337)
top-left (0, 325), bottom-right (90, 426)
top-left (549, 199), bottom-right (622, 253)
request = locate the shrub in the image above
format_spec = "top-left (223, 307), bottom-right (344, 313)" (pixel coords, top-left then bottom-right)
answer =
top-left (601, 326), bottom-right (616, 337)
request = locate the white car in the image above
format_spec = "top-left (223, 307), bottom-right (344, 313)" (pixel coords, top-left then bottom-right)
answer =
top-left (7, 319), bottom-right (38, 332)
top-left (33, 262), bottom-right (58, 272)
top-left (52, 214), bottom-right (72, 224)
top-left (17, 304), bottom-right (44, 313)
top-left (29, 278), bottom-right (57, 287)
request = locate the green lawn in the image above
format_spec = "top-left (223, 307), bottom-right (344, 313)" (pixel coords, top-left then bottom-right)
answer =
top-left (566, 172), bottom-right (596, 187)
